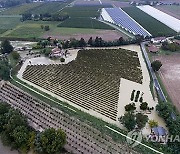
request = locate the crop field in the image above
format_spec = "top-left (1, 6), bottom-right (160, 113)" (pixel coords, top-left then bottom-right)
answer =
top-left (1, 20), bottom-right (58, 39)
top-left (0, 3), bottom-right (42, 15)
top-left (59, 6), bottom-right (114, 29)
top-left (123, 7), bottom-right (176, 36)
top-left (156, 5), bottom-right (180, 20)
top-left (58, 18), bottom-right (114, 29)
top-left (0, 1), bottom-right (73, 15)
top-left (60, 6), bottom-right (105, 18)
top-left (26, 2), bottom-right (69, 14)
top-left (0, 15), bottom-right (21, 29)
top-left (23, 49), bottom-right (142, 121)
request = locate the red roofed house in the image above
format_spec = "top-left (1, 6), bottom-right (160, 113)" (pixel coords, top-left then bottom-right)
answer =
top-left (148, 45), bottom-right (159, 53)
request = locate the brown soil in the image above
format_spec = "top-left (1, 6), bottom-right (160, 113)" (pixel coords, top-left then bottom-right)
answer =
top-left (155, 6), bottom-right (180, 20)
top-left (154, 54), bottom-right (180, 112)
top-left (43, 30), bottom-right (128, 41)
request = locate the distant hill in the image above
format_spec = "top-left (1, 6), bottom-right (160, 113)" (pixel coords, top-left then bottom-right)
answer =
top-left (0, 0), bottom-right (32, 8)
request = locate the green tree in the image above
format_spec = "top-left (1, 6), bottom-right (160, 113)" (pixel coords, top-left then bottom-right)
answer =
top-left (79, 38), bottom-right (86, 47)
top-left (36, 128), bottom-right (66, 154)
top-left (12, 126), bottom-right (30, 152)
top-left (124, 103), bottom-right (136, 112)
top-left (11, 51), bottom-right (20, 60)
top-left (140, 102), bottom-right (148, 111)
top-left (151, 60), bottom-right (162, 71)
top-left (1, 40), bottom-right (13, 54)
top-left (88, 37), bottom-right (93, 46)
top-left (119, 112), bottom-right (136, 131)
top-left (136, 113), bottom-right (148, 129)
top-left (0, 59), bottom-right (11, 80)
top-left (44, 25), bottom-right (50, 31)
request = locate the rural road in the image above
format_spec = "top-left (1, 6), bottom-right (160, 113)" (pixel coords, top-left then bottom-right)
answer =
top-left (140, 41), bottom-right (167, 102)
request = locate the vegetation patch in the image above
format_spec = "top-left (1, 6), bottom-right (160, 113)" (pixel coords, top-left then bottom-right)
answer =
top-left (58, 18), bottom-right (114, 29)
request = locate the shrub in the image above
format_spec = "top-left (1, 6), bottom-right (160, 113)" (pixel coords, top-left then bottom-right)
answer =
top-left (140, 102), bottom-right (148, 111)
top-left (124, 103), bottom-right (136, 112)
top-left (135, 91), bottom-right (140, 102)
top-left (148, 120), bottom-right (158, 128)
top-left (151, 60), bottom-right (162, 72)
top-left (60, 58), bottom-right (65, 62)
top-left (136, 113), bottom-right (148, 129)
top-left (130, 90), bottom-right (135, 101)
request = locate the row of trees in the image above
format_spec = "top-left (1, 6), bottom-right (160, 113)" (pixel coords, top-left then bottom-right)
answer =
top-left (161, 41), bottom-right (180, 52)
top-left (62, 35), bottom-right (143, 49)
top-left (21, 13), bottom-right (69, 22)
top-left (156, 101), bottom-right (180, 153)
top-left (0, 102), bottom-right (66, 154)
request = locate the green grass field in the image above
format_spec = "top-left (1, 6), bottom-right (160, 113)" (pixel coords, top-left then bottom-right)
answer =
top-left (0, 15), bottom-right (21, 29)
top-left (58, 18), bottom-right (114, 29)
top-left (60, 6), bottom-right (103, 18)
top-left (123, 7), bottom-right (176, 36)
top-left (0, 1), bottom-right (73, 15)
top-left (0, 3), bottom-right (42, 15)
top-left (58, 6), bottom-right (114, 29)
top-left (1, 20), bottom-right (59, 39)
top-left (26, 2), bottom-right (68, 14)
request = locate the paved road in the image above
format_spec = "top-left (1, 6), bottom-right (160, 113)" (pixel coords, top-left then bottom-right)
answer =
top-left (140, 41), bottom-right (167, 102)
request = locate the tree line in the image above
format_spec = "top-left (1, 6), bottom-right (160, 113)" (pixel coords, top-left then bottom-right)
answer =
top-left (62, 35), bottom-right (144, 49)
top-left (0, 102), bottom-right (66, 154)
top-left (21, 12), bottom-right (69, 22)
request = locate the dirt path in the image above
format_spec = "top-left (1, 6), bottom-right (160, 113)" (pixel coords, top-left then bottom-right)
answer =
top-left (0, 140), bottom-right (19, 154)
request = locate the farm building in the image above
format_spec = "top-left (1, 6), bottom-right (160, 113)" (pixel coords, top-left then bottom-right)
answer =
top-left (151, 37), bottom-right (167, 44)
top-left (148, 45), bottom-right (159, 53)
top-left (50, 47), bottom-right (63, 57)
top-left (173, 39), bottom-right (180, 45)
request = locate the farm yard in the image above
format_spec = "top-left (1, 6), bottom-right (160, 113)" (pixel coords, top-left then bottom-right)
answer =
top-left (155, 5), bottom-right (180, 20)
top-left (122, 7), bottom-right (176, 36)
top-left (22, 48), bottom-right (142, 122)
top-left (154, 54), bottom-right (180, 112)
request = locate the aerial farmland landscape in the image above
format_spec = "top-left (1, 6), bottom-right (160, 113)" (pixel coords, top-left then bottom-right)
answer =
top-left (0, 0), bottom-right (180, 154)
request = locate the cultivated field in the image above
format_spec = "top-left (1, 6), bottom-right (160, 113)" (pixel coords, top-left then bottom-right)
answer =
top-left (0, 1), bottom-right (72, 15)
top-left (0, 2), bottom-right (42, 15)
top-left (155, 54), bottom-right (180, 111)
top-left (22, 49), bottom-right (142, 121)
top-left (137, 5), bottom-right (180, 32)
top-left (43, 27), bottom-right (127, 41)
top-left (58, 18), bottom-right (114, 29)
top-left (155, 5), bottom-right (180, 20)
top-left (0, 15), bottom-right (21, 30)
top-left (123, 7), bottom-right (176, 36)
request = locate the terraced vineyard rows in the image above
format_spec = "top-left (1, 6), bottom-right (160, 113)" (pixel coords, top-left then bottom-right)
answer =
top-left (122, 7), bottom-right (176, 36)
top-left (23, 49), bottom-right (142, 121)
